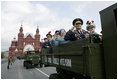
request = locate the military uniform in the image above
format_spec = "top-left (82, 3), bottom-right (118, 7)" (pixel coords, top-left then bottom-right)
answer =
top-left (64, 29), bottom-right (89, 41)
top-left (86, 20), bottom-right (101, 43)
top-left (45, 32), bottom-right (53, 53)
top-left (89, 33), bottom-right (101, 43)
top-left (64, 18), bottom-right (89, 41)
top-left (42, 42), bottom-right (50, 48)
top-left (55, 30), bottom-right (59, 35)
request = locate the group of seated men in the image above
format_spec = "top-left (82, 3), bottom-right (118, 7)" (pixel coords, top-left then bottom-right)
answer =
top-left (42, 18), bottom-right (102, 53)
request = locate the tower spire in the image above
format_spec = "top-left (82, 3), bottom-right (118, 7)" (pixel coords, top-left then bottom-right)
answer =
top-left (37, 26), bottom-right (39, 29)
top-left (21, 24), bottom-right (22, 27)
top-left (13, 37), bottom-right (16, 41)
top-left (36, 26), bottom-right (39, 34)
top-left (19, 24), bottom-right (23, 33)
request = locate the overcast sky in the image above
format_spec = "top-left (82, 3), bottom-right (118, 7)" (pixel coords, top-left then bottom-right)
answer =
top-left (1, 1), bottom-right (116, 51)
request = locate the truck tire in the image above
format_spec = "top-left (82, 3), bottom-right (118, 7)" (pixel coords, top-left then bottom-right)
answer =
top-left (25, 62), bottom-right (30, 69)
top-left (56, 68), bottom-right (88, 79)
top-left (56, 68), bottom-right (74, 79)
top-left (23, 61), bottom-right (26, 67)
top-left (26, 66), bottom-right (29, 69)
top-left (44, 64), bottom-right (49, 67)
top-left (34, 64), bottom-right (38, 67)
top-left (49, 73), bottom-right (60, 79)
top-left (40, 63), bottom-right (43, 68)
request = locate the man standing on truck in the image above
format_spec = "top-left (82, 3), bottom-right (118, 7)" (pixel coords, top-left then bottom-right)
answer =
top-left (64, 18), bottom-right (89, 41)
top-left (44, 31), bottom-right (53, 53)
top-left (42, 38), bottom-right (48, 48)
top-left (86, 20), bottom-right (101, 43)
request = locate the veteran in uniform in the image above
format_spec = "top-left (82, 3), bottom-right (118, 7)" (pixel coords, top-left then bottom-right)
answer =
top-left (86, 20), bottom-right (101, 43)
top-left (42, 38), bottom-right (48, 48)
top-left (45, 31), bottom-right (53, 53)
top-left (55, 30), bottom-right (60, 38)
top-left (64, 18), bottom-right (89, 41)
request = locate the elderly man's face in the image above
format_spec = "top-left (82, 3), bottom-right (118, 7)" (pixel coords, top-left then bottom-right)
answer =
top-left (60, 30), bottom-right (66, 36)
top-left (47, 36), bottom-right (52, 41)
top-left (44, 39), bottom-right (48, 42)
top-left (74, 23), bottom-right (82, 30)
top-left (89, 28), bottom-right (95, 34)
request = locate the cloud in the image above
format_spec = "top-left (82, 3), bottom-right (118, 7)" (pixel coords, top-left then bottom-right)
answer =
top-left (1, 1), bottom-right (72, 51)
top-left (1, 1), bottom-right (116, 51)
top-left (72, 1), bottom-right (116, 33)
top-left (2, 1), bottom-right (31, 14)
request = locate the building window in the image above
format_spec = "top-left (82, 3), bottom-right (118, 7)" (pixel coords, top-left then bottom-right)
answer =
top-left (37, 43), bottom-right (38, 47)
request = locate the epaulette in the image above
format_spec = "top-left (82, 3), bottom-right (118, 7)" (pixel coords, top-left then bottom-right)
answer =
top-left (74, 30), bottom-right (80, 37)
top-left (74, 30), bottom-right (78, 33)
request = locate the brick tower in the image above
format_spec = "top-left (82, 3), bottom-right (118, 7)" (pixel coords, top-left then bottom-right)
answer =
top-left (9, 25), bottom-right (41, 57)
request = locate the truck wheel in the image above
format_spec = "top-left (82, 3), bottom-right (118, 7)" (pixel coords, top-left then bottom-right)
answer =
top-left (44, 64), bottom-right (49, 67)
top-left (49, 73), bottom-right (59, 79)
top-left (7, 65), bottom-right (9, 69)
top-left (56, 68), bottom-right (73, 79)
top-left (40, 63), bottom-right (43, 68)
top-left (23, 61), bottom-right (26, 67)
top-left (28, 63), bottom-right (32, 69)
top-left (26, 64), bottom-right (30, 69)
top-left (26, 66), bottom-right (28, 69)
top-left (34, 64), bottom-right (38, 67)
top-left (25, 62), bottom-right (29, 69)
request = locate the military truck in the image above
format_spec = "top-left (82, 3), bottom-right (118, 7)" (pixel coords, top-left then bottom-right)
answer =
top-left (40, 3), bottom-right (117, 79)
top-left (41, 38), bottom-right (105, 79)
top-left (23, 51), bottom-right (41, 69)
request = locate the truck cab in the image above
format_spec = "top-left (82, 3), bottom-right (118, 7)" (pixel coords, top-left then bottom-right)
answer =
top-left (23, 51), bottom-right (41, 69)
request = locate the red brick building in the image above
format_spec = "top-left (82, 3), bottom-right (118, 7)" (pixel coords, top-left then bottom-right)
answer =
top-left (9, 25), bottom-right (41, 57)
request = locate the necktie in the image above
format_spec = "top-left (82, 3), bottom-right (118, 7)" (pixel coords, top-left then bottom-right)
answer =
top-left (79, 31), bottom-right (82, 34)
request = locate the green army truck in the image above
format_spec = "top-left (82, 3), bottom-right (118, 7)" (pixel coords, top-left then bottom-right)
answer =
top-left (23, 51), bottom-right (41, 69)
top-left (41, 38), bottom-right (105, 79)
top-left (40, 3), bottom-right (117, 79)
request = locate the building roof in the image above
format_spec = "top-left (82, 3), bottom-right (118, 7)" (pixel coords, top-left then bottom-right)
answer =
top-left (24, 33), bottom-right (34, 38)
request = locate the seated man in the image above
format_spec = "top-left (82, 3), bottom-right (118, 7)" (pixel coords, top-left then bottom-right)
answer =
top-left (55, 30), bottom-right (60, 38)
top-left (57, 29), bottom-right (70, 44)
top-left (64, 18), bottom-right (89, 41)
top-left (52, 30), bottom-right (60, 46)
top-left (53, 29), bottom-right (70, 46)
top-left (42, 38), bottom-right (48, 48)
top-left (86, 20), bottom-right (101, 43)
top-left (46, 31), bottom-right (53, 53)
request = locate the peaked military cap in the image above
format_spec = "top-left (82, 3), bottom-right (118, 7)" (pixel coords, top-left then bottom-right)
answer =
top-left (44, 38), bottom-right (47, 40)
top-left (55, 30), bottom-right (59, 35)
top-left (46, 31), bottom-right (52, 38)
top-left (72, 18), bottom-right (83, 26)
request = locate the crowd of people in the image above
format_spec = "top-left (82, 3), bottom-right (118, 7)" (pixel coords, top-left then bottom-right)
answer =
top-left (41, 18), bottom-right (102, 53)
